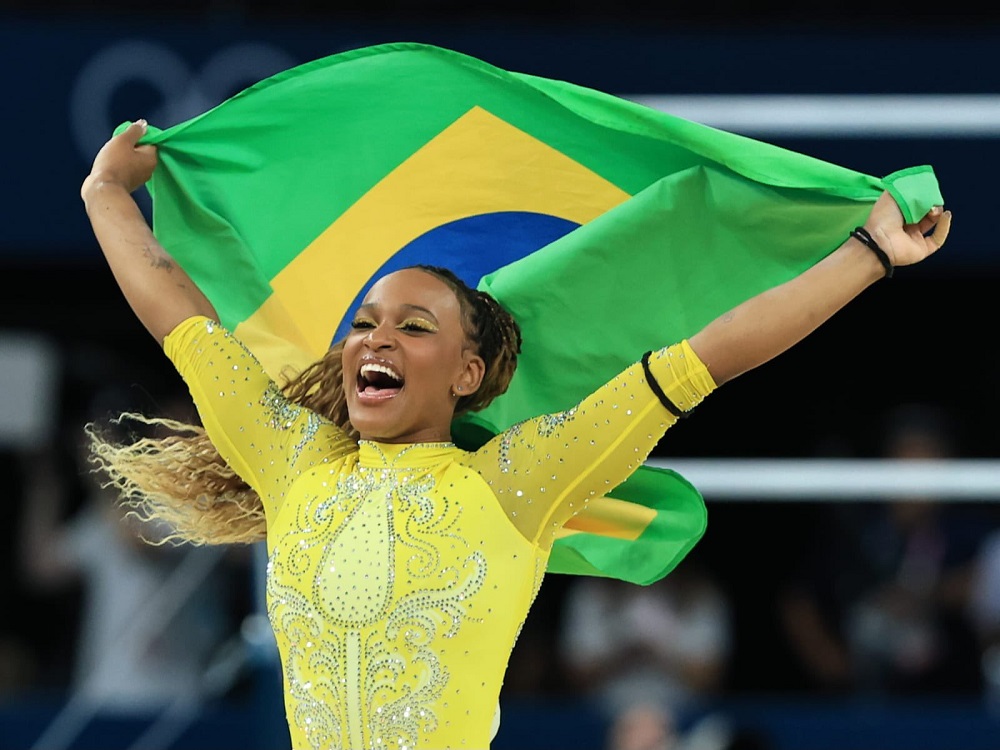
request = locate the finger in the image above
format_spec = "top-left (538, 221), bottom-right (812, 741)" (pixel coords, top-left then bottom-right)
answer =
top-left (915, 205), bottom-right (944, 235)
top-left (925, 210), bottom-right (952, 252)
top-left (136, 145), bottom-right (159, 176)
top-left (119, 119), bottom-right (149, 145)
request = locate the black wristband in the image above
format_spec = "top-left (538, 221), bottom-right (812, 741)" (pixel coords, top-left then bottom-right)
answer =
top-left (851, 226), bottom-right (894, 279)
top-left (641, 351), bottom-right (690, 419)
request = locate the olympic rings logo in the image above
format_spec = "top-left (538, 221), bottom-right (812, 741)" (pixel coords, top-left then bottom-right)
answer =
top-left (70, 39), bottom-right (299, 163)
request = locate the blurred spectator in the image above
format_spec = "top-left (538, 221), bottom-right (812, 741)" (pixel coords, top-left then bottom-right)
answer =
top-left (778, 404), bottom-right (987, 696)
top-left (605, 702), bottom-right (677, 750)
top-left (967, 524), bottom-right (1000, 707)
top-left (604, 702), bottom-right (774, 750)
top-left (0, 330), bottom-right (64, 695)
top-left (18, 387), bottom-right (247, 713)
top-left (559, 551), bottom-right (732, 731)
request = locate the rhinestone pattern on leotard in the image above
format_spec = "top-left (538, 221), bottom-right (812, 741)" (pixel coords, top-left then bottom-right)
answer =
top-left (163, 316), bottom-right (716, 749)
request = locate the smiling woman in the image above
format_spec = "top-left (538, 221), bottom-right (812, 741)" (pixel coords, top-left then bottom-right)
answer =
top-left (80, 119), bottom-right (949, 749)
top-left (344, 266), bottom-right (521, 444)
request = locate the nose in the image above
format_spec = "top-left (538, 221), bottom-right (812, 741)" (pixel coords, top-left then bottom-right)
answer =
top-left (363, 325), bottom-right (395, 350)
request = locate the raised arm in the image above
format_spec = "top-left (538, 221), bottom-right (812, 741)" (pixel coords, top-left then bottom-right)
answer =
top-left (81, 120), bottom-right (217, 344)
top-left (689, 192), bottom-right (951, 385)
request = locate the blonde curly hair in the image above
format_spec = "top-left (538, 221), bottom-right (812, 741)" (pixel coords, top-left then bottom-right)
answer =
top-left (89, 266), bottom-right (521, 545)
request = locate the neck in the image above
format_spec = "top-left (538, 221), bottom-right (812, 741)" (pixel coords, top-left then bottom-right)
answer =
top-left (358, 427), bottom-right (453, 444)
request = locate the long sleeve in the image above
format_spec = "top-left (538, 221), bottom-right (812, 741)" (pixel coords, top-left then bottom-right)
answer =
top-left (162, 316), bottom-right (357, 519)
top-left (463, 340), bottom-right (716, 548)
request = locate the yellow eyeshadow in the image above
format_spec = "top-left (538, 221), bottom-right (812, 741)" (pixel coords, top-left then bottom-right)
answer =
top-left (400, 318), bottom-right (438, 332)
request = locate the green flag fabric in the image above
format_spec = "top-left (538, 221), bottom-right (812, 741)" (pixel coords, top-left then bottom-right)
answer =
top-left (126, 41), bottom-right (943, 586)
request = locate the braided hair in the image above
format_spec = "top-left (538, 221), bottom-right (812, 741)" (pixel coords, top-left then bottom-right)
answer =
top-left (410, 265), bottom-right (522, 415)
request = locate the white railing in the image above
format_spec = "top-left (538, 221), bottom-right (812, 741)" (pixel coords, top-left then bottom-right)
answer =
top-left (624, 94), bottom-right (1000, 137)
top-left (648, 459), bottom-right (1000, 500)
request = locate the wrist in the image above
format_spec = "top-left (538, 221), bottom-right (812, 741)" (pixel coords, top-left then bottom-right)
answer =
top-left (81, 173), bottom-right (130, 205)
top-left (841, 235), bottom-right (887, 283)
top-left (851, 226), bottom-right (894, 279)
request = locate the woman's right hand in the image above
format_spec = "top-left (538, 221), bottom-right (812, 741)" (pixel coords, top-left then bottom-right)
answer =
top-left (80, 117), bottom-right (217, 343)
top-left (81, 119), bottom-right (157, 200)
top-left (862, 190), bottom-right (951, 270)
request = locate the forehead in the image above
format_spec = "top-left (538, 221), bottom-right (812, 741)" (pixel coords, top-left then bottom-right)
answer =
top-left (361, 268), bottom-right (461, 316)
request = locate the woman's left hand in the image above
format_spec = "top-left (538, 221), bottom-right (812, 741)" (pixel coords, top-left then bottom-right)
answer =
top-left (863, 190), bottom-right (952, 268)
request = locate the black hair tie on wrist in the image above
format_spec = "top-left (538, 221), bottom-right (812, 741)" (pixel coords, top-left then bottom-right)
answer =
top-left (851, 226), bottom-right (894, 278)
top-left (641, 351), bottom-right (690, 419)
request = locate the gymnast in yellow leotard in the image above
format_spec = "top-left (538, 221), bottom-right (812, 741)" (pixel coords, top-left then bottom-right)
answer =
top-left (81, 120), bottom-right (950, 749)
top-left (162, 304), bottom-right (712, 749)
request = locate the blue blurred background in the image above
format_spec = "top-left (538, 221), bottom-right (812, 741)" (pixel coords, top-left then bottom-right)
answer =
top-left (2, 2), bottom-right (1000, 749)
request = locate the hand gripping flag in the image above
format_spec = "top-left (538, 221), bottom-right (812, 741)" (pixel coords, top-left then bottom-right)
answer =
top-left (124, 42), bottom-right (943, 585)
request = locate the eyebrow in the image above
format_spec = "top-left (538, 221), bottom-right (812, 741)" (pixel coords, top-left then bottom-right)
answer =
top-left (357, 302), bottom-right (439, 322)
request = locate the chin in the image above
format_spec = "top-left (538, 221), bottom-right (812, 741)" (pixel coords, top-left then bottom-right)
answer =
top-left (348, 407), bottom-right (402, 442)
top-left (348, 413), bottom-right (386, 439)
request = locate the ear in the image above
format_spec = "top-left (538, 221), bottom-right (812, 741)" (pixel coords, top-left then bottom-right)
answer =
top-left (455, 351), bottom-right (486, 396)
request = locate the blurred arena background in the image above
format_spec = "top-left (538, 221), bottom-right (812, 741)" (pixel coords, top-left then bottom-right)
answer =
top-left (2, 2), bottom-right (1000, 748)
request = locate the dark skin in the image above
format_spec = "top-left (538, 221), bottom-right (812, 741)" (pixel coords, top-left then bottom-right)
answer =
top-left (343, 269), bottom-right (486, 443)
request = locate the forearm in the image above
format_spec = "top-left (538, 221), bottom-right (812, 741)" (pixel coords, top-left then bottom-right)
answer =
top-left (689, 236), bottom-right (884, 385)
top-left (83, 179), bottom-right (217, 344)
top-left (473, 340), bottom-right (715, 547)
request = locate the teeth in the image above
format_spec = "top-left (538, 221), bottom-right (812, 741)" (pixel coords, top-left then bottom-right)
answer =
top-left (360, 363), bottom-right (403, 382)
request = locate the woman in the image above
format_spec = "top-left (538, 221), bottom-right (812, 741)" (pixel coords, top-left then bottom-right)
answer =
top-left (81, 119), bottom-right (950, 749)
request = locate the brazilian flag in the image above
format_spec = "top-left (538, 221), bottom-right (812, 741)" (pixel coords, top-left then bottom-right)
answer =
top-left (127, 42), bottom-right (943, 585)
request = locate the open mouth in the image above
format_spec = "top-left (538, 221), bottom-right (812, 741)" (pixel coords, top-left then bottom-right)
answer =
top-left (357, 362), bottom-right (404, 400)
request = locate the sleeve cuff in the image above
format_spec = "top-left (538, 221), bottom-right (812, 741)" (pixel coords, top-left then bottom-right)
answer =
top-left (645, 339), bottom-right (717, 415)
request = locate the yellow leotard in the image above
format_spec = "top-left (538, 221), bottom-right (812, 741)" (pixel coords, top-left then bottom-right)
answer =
top-left (164, 316), bottom-right (716, 750)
